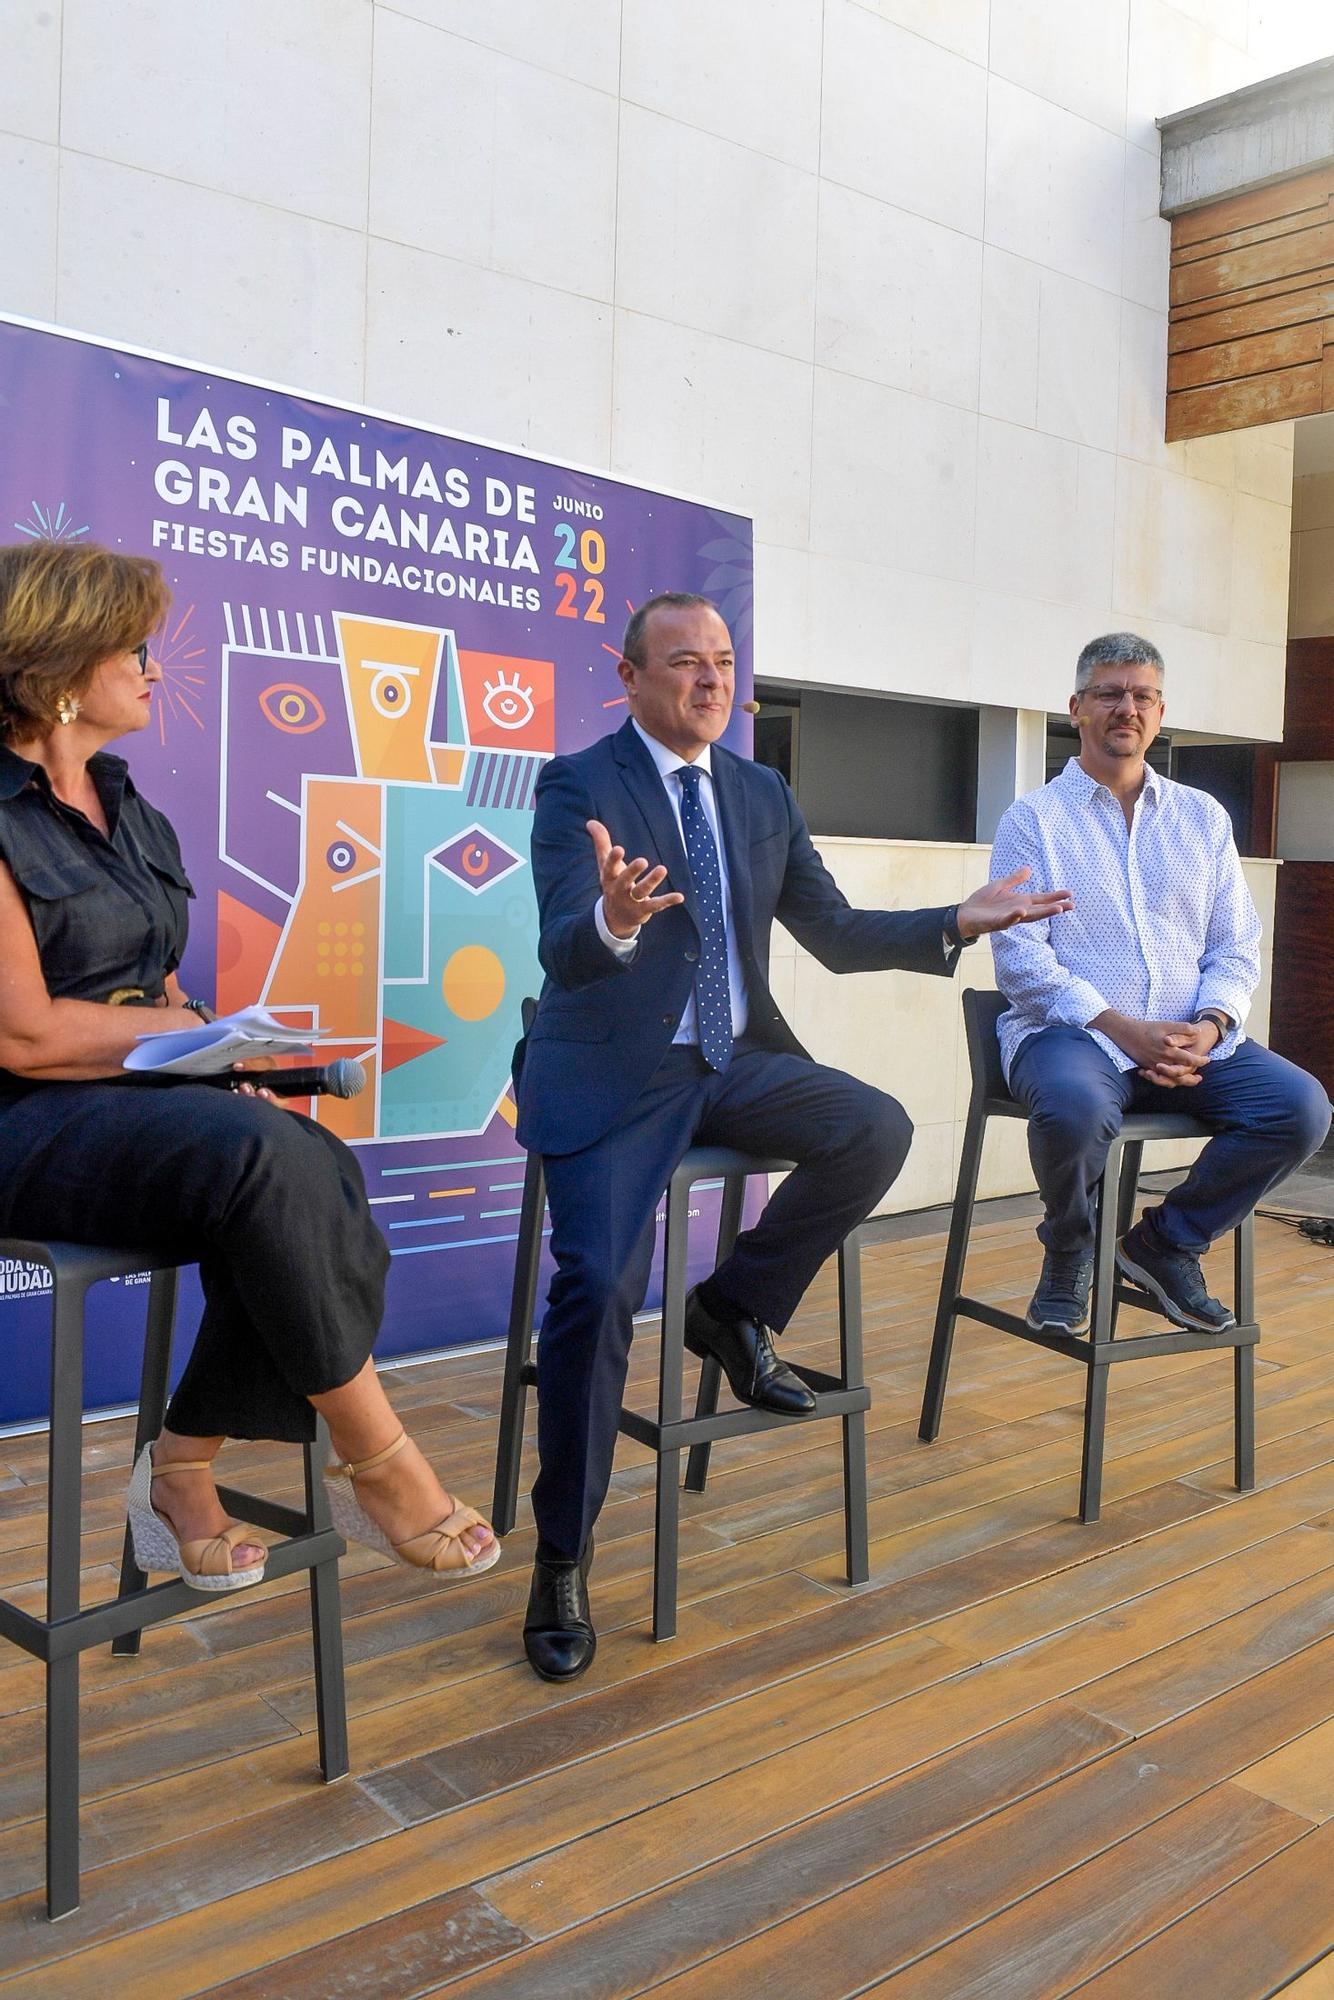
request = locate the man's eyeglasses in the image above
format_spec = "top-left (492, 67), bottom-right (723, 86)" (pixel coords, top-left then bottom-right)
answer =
top-left (1083, 684), bottom-right (1163, 711)
top-left (134, 643), bottom-right (149, 674)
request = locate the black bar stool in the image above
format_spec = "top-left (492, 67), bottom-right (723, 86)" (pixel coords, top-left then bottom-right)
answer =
top-left (918, 988), bottom-right (1258, 1523)
top-left (0, 1236), bottom-right (349, 1919)
top-left (492, 1144), bottom-right (871, 1641)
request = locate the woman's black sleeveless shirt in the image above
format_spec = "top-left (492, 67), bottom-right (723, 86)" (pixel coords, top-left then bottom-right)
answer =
top-left (0, 741), bottom-right (194, 1100)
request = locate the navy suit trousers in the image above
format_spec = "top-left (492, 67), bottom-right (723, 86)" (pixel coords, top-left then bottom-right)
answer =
top-left (533, 1042), bottom-right (913, 1561)
top-left (1009, 1027), bottom-right (1330, 1258)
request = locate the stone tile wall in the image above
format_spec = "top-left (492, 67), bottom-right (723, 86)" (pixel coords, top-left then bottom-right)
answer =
top-left (0, 0), bottom-right (1317, 740)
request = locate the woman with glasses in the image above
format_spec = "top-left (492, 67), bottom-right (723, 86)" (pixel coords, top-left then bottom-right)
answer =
top-left (0, 542), bottom-right (498, 1589)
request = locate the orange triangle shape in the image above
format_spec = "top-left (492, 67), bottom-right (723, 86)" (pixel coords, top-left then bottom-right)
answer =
top-left (216, 890), bottom-right (283, 1017)
top-left (381, 1018), bottom-right (447, 1074)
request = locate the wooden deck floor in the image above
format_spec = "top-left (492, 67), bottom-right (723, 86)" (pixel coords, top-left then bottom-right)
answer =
top-left (1, 1210), bottom-right (1333, 1998)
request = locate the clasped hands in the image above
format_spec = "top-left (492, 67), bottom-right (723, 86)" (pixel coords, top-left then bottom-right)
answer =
top-left (959, 875), bottom-right (1223, 1084)
top-left (1094, 1010), bottom-right (1223, 1087)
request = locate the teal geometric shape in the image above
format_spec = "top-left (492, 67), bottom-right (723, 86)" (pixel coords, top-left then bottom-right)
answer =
top-left (379, 773), bottom-right (539, 1137)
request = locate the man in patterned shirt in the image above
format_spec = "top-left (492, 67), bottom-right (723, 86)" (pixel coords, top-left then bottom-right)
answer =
top-left (990, 631), bottom-right (1330, 1337)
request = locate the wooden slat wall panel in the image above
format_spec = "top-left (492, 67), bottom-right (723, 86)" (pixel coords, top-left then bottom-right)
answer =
top-left (1268, 860), bottom-right (1334, 1099)
top-left (1166, 324), bottom-right (1322, 393)
top-left (1167, 362), bottom-right (1324, 442)
top-left (1170, 219), bottom-right (1334, 308)
top-left (1173, 203), bottom-right (1334, 268)
top-left (1166, 162), bottom-right (1334, 442)
top-left (1278, 637), bottom-right (1334, 761)
top-left (1169, 286), bottom-right (1334, 356)
top-left (1171, 163), bottom-right (1334, 247)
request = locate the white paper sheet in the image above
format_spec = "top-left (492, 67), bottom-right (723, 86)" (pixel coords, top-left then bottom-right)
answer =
top-left (123, 1005), bottom-right (323, 1076)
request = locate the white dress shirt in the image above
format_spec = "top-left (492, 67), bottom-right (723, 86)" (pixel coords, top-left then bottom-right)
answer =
top-left (595, 719), bottom-right (749, 1043)
top-left (989, 757), bottom-right (1261, 1083)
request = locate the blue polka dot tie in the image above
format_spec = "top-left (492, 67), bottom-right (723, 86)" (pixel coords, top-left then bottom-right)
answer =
top-left (677, 765), bottom-right (733, 1072)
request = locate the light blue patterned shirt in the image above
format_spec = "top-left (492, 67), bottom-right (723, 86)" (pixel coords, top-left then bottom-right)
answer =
top-left (990, 758), bottom-right (1261, 1084)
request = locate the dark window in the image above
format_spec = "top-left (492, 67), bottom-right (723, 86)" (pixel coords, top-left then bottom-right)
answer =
top-left (1173, 742), bottom-right (1255, 852)
top-left (754, 684), bottom-right (978, 842)
top-left (753, 694), bottom-right (799, 788)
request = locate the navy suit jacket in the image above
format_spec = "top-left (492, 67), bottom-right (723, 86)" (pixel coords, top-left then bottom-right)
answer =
top-left (515, 720), bottom-right (959, 1156)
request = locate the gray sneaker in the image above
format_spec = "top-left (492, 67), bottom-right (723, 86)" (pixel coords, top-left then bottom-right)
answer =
top-left (1026, 1251), bottom-right (1094, 1332)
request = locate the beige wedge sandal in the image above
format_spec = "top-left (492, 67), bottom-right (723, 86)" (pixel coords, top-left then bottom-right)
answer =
top-left (125, 1443), bottom-right (267, 1592)
top-left (324, 1431), bottom-right (501, 1579)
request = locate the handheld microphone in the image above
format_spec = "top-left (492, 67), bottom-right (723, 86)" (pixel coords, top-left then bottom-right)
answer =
top-left (205, 1058), bottom-right (366, 1100)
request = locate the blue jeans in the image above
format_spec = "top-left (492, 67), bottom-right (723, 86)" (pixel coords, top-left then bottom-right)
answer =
top-left (1008, 1027), bottom-right (1331, 1257)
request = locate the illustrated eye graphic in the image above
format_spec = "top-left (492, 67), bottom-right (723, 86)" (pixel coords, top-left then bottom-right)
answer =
top-left (326, 840), bottom-right (358, 874)
top-left (360, 660), bottom-right (419, 721)
top-left (431, 825), bottom-right (524, 896)
top-left (482, 669), bottom-right (536, 731)
top-left (259, 682), bottom-right (326, 734)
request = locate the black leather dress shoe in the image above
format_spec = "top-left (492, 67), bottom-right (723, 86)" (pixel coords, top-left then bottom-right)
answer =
top-left (523, 1538), bottom-right (596, 1682)
top-left (683, 1288), bottom-right (817, 1414)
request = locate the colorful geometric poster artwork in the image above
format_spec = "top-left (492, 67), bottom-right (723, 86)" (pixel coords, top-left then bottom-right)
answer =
top-left (0, 316), bottom-right (753, 1426)
top-left (220, 611), bottom-right (549, 1144)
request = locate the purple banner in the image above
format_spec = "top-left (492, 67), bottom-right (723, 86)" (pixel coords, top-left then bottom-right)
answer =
top-left (0, 316), bottom-right (753, 1427)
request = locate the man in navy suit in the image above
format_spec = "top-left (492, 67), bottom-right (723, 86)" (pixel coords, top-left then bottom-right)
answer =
top-left (515, 593), bottom-right (1071, 1679)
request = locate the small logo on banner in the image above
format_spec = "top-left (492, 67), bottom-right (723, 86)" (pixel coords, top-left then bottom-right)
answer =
top-left (0, 1258), bottom-right (52, 1298)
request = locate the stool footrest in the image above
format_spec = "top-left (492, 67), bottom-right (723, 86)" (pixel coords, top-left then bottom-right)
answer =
top-left (621, 1383), bottom-right (869, 1453)
top-left (214, 1485), bottom-right (312, 1537)
top-left (953, 1298), bottom-right (1086, 1357)
top-left (953, 1294), bottom-right (1260, 1362)
top-left (789, 1363), bottom-right (849, 1394)
top-left (1, 1525), bottom-right (344, 1663)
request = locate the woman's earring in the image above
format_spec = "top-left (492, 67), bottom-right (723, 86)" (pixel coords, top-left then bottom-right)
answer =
top-left (55, 692), bottom-right (79, 726)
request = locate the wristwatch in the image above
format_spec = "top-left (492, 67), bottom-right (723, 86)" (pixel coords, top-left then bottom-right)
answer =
top-left (1195, 1009), bottom-right (1230, 1039)
top-left (942, 906), bottom-right (976, 954)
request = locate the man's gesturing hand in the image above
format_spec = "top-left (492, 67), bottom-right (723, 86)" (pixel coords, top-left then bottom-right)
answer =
top-left (589, 819), bottom-right (685, 939)
top-left (956, 866), bottom-right (1074, 938)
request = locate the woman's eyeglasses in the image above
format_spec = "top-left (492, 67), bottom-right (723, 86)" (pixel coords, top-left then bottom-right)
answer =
top-left (135, 643), bottom-right (149, 673)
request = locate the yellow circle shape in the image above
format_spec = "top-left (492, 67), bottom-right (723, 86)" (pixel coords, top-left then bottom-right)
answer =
top-left (442, 944), bottom-right (505, 1022)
